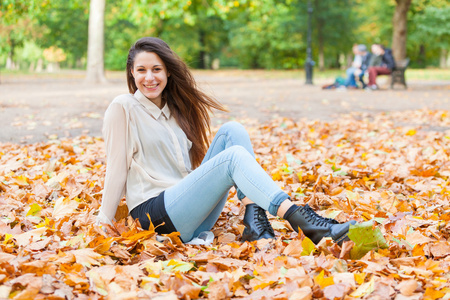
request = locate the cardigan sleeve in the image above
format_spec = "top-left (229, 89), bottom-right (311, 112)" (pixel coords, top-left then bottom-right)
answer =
top-left (96, 102), bottom-right (129, 226)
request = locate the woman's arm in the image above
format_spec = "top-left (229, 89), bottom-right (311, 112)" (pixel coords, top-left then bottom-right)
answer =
top-left (96, 103), bottom-right (129, 225)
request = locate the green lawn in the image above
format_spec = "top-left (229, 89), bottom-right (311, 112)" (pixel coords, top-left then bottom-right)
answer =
top-left (1, 67), bottom-right (449, 81)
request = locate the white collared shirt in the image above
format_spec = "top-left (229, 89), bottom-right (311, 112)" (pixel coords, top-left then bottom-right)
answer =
top-left (97, 90), bottom-right (192, 225)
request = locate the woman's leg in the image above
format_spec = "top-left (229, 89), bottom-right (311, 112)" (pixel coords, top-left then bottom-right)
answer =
top-left (165, 123), bottom-right (356, 245)
top-left (344, 67), bottom-right (356, 87)
top-left (201, 121), bottom-right (275, 241)
top-left (164, 145), bottom-right (289, 242)
top-left (202, 121), bottom-right (254, 200)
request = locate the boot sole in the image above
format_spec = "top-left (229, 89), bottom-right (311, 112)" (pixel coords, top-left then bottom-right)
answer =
top-left (335, 232), bottom-right (350, 245)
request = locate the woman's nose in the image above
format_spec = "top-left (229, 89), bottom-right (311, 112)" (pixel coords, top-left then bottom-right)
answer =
top-left (145, 71), bottom-right (154, 80)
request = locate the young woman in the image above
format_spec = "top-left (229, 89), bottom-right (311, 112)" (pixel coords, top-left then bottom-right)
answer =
top-left (96, 37), bottom-right (355, 245)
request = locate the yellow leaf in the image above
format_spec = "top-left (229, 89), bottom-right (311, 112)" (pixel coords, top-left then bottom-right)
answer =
top-left (424, 287), bottom-right (446, 300)
top-left (36, 216), bottom-right (53, 228)
top-left (301, 237), bottom-right (316, 256)
top-left (345, 190), bottom-right (359, 201)
top-left (86, 269), bottom-right (108, 296)
top-left (163, 259), bottom-right (194, 273)
top-left (26, 203), bottom-right (42, 216)
top-left (405, 129), bottom-right (416, 136)
top-left (253, 281), bottom-right (275, 291)
top-left (351, 277), bottom-right (374, 297)
top-left (314, 270), bottom-right (334, 289)
top-left (3, 233), bottom-right (13, 244)
top-left (14, 175), bottom-right (29, 186)
top-left (66, 234), bottom-right (86, 247)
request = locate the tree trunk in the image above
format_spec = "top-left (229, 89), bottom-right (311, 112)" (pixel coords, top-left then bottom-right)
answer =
top-left (86, 0), bottom-right (107, 83)
top-left (392, 0), bottom-right (412, 62)
top-left (198, 29), bottom-right (206, 69)
top-left (418, 44), bottom-right (426, 68)
top-left (6, 38), bottom-right (16, 70)
top-left (314, 0), bottom-right (324, 71)
top-left (440, 48), bottom-right (448, 69)
top-left (317, 27), bottom-right (324, 71)
top-left (339, 53), bottom-right (346, 70)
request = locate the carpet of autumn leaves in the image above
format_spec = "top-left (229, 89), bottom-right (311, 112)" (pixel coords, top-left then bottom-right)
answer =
top-left (0, 109), bottom-right (450, 300)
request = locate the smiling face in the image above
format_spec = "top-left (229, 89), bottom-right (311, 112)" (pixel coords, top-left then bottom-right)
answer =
top-left (131, 51), bottom-right (169, 109)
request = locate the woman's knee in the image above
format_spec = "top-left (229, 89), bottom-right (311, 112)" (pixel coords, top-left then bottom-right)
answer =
top-left (218, 121), bottom-right (247, 136)
top-left (225, 145), bottom-right (252, 161)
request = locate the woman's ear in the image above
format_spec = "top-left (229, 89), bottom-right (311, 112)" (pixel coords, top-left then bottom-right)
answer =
top-left (167, 72), bottom-right (171, 77)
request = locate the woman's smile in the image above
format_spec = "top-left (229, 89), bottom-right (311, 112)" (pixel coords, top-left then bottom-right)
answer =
top-left (132, 51), bottom-right (169, 109)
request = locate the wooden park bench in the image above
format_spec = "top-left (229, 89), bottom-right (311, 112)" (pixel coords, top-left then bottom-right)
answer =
top-left (390, 58), bottom-right (410, 89)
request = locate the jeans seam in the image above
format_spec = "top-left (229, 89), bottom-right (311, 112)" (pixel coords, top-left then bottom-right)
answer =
top-left (203, 132), bottom-right (228, 162)
top-left (167, 153), bottom-right (276, 213)
top-left (229, 153), bottom-right (280, 212)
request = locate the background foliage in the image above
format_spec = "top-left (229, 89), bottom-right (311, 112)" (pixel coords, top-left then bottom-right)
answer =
top-left (0, 0), bottom-right (448, 71)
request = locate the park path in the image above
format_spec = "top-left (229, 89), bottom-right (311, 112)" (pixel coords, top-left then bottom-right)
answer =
top-left (0, 71), bottom-right (448, 144)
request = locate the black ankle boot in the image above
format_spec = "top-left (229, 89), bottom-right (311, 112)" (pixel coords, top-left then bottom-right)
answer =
top-left (241, 204), bottom-right (275, 242)
top-left (286, 204), bottom-right (356, 245)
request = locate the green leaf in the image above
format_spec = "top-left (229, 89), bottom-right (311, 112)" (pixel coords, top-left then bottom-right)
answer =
top-left (286, 153), bottom-right (302, 165)
top-left (348, 221), bottom-right (388, 260)
top-left (333, 170), bottom-right (348, 176)
top-left (332, 165), bottom-right (341, 172)
top-left (281, 165), bottom-right (293, 174)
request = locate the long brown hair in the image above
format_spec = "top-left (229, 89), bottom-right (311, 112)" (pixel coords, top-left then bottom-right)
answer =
top-left (126, 37), bottom-right (227, 168)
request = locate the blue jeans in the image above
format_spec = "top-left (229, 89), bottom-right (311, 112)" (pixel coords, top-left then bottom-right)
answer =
top-left (345, 67), bottom-right (366, 88)
top-left (344, 67), bottom-right (358, 87)
top-left (164, 122), bottom-right (290, 242)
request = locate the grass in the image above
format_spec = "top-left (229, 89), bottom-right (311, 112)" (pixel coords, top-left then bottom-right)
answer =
top-left (193, 68), bottom-right (450, 81)
top-left (1, 67), bottom-right (448, 81)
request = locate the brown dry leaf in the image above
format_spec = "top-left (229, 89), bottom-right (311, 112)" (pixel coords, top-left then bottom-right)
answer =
top-left (52, 197), bottom-right (79, 219)
top-left (397, 279), bottom-right (419, 296)
top-left (323, 283), bottom-right (351, 300)
top-left (1, 110), bottom-right (450, 298)
top-left (13, 226), bottom-right (47, 247)
top-left (218, 232), bottom-right (236, 244)
top-left (428, 241), bottom-right (450, 258)
top-left (282, 239), bottom-right (303, 258)
top-left (70, 248), bottom-right (103, 267)
top-left (289, 286), bottom-right (312, 300)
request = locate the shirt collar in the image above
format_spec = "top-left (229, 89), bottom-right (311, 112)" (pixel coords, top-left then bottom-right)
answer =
top-left (134, 89), bottom-right (171, 119)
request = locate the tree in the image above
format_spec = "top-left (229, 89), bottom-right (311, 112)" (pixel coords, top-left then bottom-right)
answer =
top-left (36, 0), bottom-right (89, 68)
top-left (409, 3), bottom-right (450, 68)
top-left (86, 0), bottom-right (107, 83)
top-left (392, 0), bottom-right (412, 62)
top-left (313, 0), bottom-right (356, 70)
top-left (0, 0), bottom-right (41, 70)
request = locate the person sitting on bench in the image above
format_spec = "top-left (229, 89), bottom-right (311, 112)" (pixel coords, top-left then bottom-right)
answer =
top-left (366, 44), bottom-right (395, 90)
